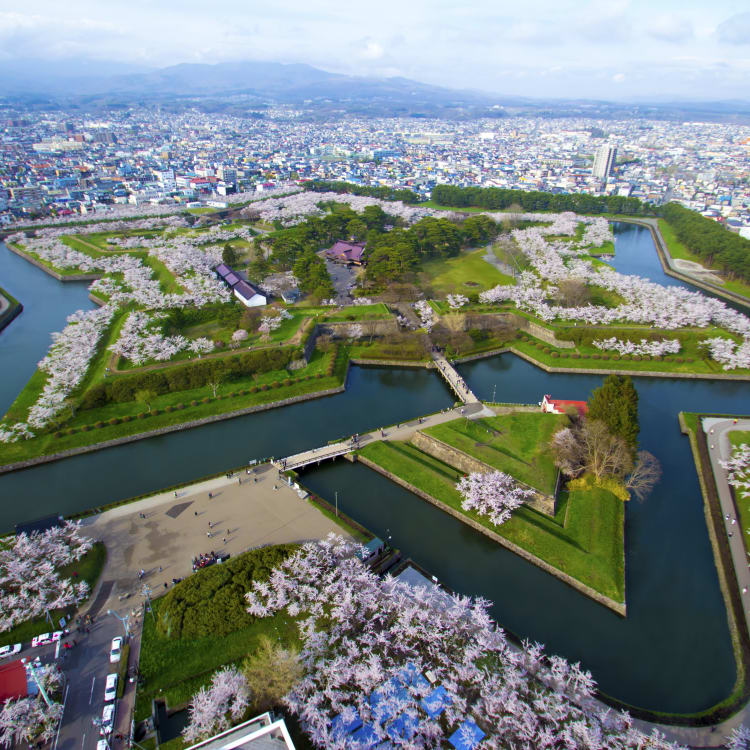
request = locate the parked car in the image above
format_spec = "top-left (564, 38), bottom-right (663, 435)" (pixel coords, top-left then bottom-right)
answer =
top-left (0, 643), bottom-right (21, 658)
top-left (104, 673), bottom-right (118, 702)
top-left (31, 633), bottom-right (51, 648)
top-left (100, 703), bottom-right (115, 735)
top-left (97, 741), bottom-right (109, 750)
top-left (109, 637), bottom-right (123, 663)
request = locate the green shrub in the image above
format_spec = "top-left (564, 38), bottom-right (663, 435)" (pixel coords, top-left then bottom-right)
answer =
top-left (137, 412), bottom-right (147, 419)
top-left (54, 431), bottom-right (62, 438)
top-left (591, 353), bottom-right (600, 360)
top-left (95, 421), bottom-right (104, 429)
top-left (261, 384), bottom-right (269, 391)
top-left (283, 379), bottom-right (291, 387)
top-left (164, 405), bottom-right (173, 413)
top-left (190, 400), bottom-right (198, 406)
top-left (571, 353), bottom-right (580, 359)
top-left (250, 386), bottom-right (258, 394)
top-left (550, 351), bottom-right (559, 358)
top-left (156, 545), bottom-right (297, 640)
top-left (122, 415), bottom-right (131, 422)
top-left (152, 408), bottom-right (161, 416)
top-left (81, 425), bottom-right (90, 432)
top-left (175, 403), bottom-right (184, 410)
top-left (108, 418), bottom-right (120, 426)
top-left (201, 397), bottom-right (210, 404)
top-left (67, 428), bottom-right (77, 435)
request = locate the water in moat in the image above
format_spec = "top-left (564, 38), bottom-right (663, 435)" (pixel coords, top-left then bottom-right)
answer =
top-left (0, 222), bottom-right (749, 713)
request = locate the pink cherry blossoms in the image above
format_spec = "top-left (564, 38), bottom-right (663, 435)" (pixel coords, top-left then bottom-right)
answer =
top-left (456, 471), bottom-right (535, 526)
top-left (0, 521), bottom-right (92, 632)
top-left (700, 337), bottom-right (750, 371)
top-left (580, 218), bottom-right (613, 248)
top-left (592, 338), bottom-right (681, 357)
top-left (15, 304), bottom-right (115, 436)
top-left (0, 665), bottom-right (64, 746)
top-left (244, 535), bottom-right (685, 750)
top-left (182, 666), bottom-right (250, 743)
top-left (413, 300), bottom-right (436, 331)
top-left (258, 308), bottom-right (293, 335)
top-left (447, 294), bottom-right (469, 309)
top-left (108, 311), bottom-right (214, 365)
top-left (721, 444), bottom-right (750, 500)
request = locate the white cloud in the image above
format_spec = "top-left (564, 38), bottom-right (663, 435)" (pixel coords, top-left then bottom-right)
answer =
top-left (716, 12), bottom-right (750, 45)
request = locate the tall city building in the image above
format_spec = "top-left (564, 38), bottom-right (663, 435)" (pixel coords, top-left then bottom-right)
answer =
top-left (592, 144), bottom-right (617, 179)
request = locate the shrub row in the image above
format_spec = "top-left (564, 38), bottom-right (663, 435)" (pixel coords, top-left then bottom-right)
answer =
top-left (81, 348), bottom-right (296, 409)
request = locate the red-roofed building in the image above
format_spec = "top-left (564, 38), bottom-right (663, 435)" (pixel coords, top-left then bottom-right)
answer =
top-left (541, 394), bottom-right (588, 418)
top-left (325, 241), bottom-right (366, 265)
top-left (0, 660), bottom-right (28, 703)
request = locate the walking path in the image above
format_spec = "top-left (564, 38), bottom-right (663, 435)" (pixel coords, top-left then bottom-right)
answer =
top-left (277, 400), bottom-right (493, 470)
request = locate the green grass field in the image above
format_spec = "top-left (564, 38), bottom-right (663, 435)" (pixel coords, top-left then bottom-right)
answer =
top-left (358, 439), bottom-right (624, 602)
top-left (422, 413), bottom-right (565, 494)
top-left (134, 591), bottom-right (299, 725)
top-left (658, 220), bottom-right (750, 301)
top-left (419, 248), bottom-right (515, 295)
top-left (0, 542), bottom-right (107, 647)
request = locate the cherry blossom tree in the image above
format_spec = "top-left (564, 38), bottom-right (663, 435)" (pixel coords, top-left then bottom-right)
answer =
top-left (182, 666), bottom-right (250, 743)
top-left (593, 337), bottom-right (681, 357)
top-left (456, 471), bottom-right (535, 526)
top-left (721, 444), bottom-right (750, 500)
top-left (447, 294), bottom-right (469, 310)
top-left (413, 300), bottom-right (436, 331)
top-left (0, 521), bottom-right (92, 632)
top-left (727, 725), bottom-right (750, 750)
top-left (231, 329), bottom-right (249, 347)
top-left (0, 693), bottom-right (64, 747)
top-left (244, 535), bottom-right (687, 750)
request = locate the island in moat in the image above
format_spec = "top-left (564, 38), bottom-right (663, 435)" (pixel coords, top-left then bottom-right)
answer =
top-left (1, 183), bottom-right (750, 748)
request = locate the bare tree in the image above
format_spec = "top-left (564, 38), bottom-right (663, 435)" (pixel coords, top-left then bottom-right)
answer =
top-left (550, 419), bottom-right (634, 483)
top-left (207, 377), bottom-right (222, 399)
top-left (625, 451), bottom-right (662, 501)
top-left (555, 278), bottom-right (591, 308)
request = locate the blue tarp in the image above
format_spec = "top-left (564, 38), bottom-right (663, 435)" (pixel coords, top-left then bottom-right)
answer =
top-left (387, 712), bottom-right (419, 742)
top-left (397, 663), bottom-right (430, 691)
top-left (369, 678), bottom-right (409, 724)
top-left (351, 723), bottom-right (380, 747)
top-left (420, 685), bottom-right (452, 719)
top-left (331, 708), bottom-right (363, 736)
top-left (448, 719), bottom-right (485, 750)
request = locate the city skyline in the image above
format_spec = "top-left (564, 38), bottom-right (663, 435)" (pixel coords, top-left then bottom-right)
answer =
top-left (1, 0), bottom-right (750, 101)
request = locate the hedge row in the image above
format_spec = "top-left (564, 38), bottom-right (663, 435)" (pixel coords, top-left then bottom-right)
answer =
top-left (81, 348), bottom-right (296, 409)
top-left (156, 544), bottom-right (298, 640)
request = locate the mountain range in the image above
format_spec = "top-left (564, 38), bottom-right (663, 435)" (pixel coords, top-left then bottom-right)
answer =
top-left (2, 59), bottom-right (749, 122)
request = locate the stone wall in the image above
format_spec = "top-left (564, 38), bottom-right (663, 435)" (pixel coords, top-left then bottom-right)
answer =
top-left (355, 454), bottom-right (626, 616)
top-left (520, 319), bottom-right (576, 349)
top-left (410, 431), bottom-right (556, 516)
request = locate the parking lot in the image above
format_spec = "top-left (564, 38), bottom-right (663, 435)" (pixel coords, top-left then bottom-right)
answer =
top-left (325, 258), bottom-right (360, 303)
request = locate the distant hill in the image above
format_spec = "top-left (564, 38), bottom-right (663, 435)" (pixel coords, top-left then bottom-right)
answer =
top-left (1, 58), bottom-right (749, 122)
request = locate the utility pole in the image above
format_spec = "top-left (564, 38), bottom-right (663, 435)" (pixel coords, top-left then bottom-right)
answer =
top-left (142, 584), bottom-right (155, 622)
top-left (107, 608), bottom-right (131, 638)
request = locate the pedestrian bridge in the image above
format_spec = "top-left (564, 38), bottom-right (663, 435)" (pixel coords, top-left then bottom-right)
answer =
top-left (432, 353), bottom-right (480, 404)
top-left (273, 440), bottom-right (354, 472)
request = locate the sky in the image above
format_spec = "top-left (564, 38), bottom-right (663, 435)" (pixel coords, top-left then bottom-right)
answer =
top-left (1, 0), bottom-right (749, 101)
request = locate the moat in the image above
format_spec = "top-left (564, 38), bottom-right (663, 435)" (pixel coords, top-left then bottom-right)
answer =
top-left (0, 222), bottom-right (749, 715)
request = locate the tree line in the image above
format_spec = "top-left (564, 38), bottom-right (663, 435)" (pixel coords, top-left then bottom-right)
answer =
top-left (431, 184), bottom-right (651, 216)
top-left (661, 202), bottom-right (750, 284)
top-left (303, 180), bottom-right (420, 204)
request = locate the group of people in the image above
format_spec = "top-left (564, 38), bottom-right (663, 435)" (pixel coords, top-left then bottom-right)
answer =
top-left (192, 551), bottom-right (218, 571)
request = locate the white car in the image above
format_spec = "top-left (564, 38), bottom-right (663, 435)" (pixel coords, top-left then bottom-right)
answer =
top-left (100, 703), bottom-right (115, 735)
top-left (0, 644), bottom-right (21, 658)
top-left (97, 741), bottom-right (109, 750)
top-left (109, 637), bottom-right (122, 664)
top-left (104, 673), bottom-right (118, 702)
top-left (31, 633), bottom-right (51, 648)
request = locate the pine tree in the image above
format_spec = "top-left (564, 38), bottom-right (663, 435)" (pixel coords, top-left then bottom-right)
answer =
top-left (588, 375), bottom-right (639, 453)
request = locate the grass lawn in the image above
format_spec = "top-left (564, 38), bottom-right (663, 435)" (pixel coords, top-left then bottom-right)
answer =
top-left (421, 413), bottom-right (565, 494)
top-left (512, 333), bottom-right (747, 377)
top-left (296, 303), bottom-right (392, 321)
top-left (358, 440), bottom-right (624, 602)
top-left (419, 248), bottom-right (515, 295)
top-left (134, 593), bottom-right (299, 724)
top-left (0, 542), bottom-right (107, 647)
top-left (658, 220), bottom-right (750, 301)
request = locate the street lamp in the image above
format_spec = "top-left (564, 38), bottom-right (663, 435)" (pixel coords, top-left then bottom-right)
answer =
top-left (107, 609), bottom-right (130, 638)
